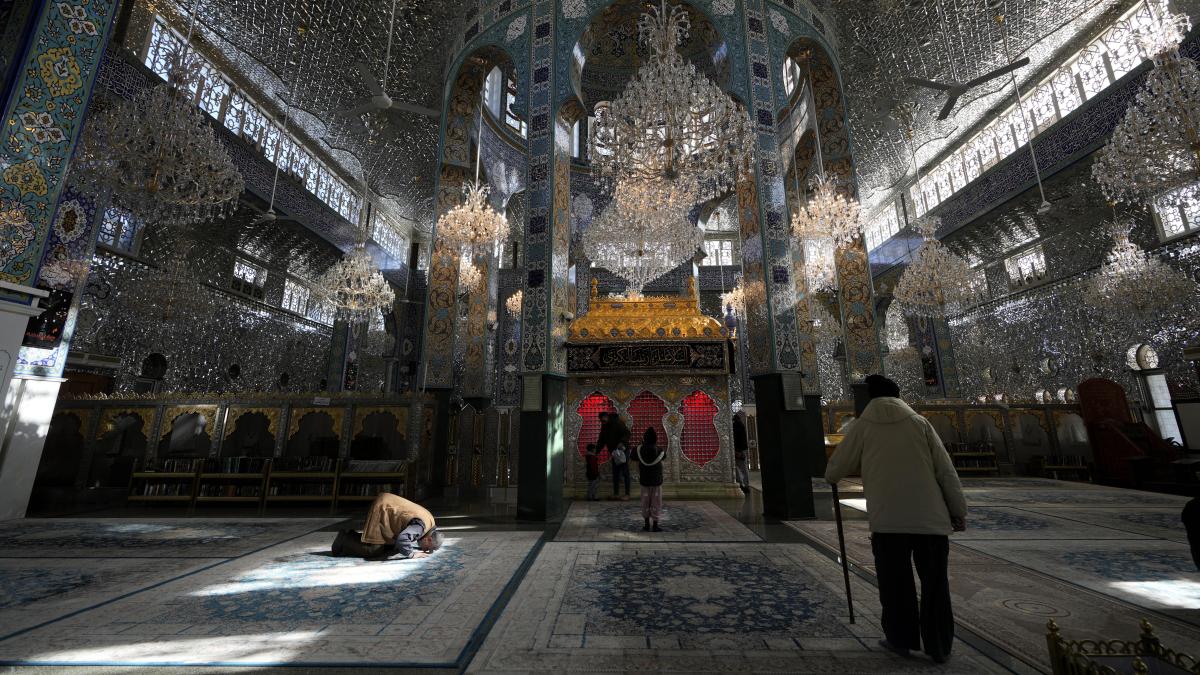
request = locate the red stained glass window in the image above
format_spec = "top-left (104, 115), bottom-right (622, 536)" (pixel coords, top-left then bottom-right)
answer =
top-left (576, 393), bottom-right (617, 463)
top-left (627, 391), bottom-right (668, 453)
top-left (680, 391), bottom-right (719, 466)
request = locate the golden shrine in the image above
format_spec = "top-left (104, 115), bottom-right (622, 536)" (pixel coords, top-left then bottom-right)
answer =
top-left (563, 277), bottom-right (737, 496)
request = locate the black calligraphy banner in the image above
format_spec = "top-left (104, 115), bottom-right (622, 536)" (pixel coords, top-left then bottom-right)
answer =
top-left (567, 342), bottom-right (727, 373)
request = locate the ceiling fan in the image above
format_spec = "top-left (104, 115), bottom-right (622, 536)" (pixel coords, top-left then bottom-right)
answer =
top-left (904, 56), bottom-right (1030, 120)
top-left (336, 0), bottom-right (439, 123)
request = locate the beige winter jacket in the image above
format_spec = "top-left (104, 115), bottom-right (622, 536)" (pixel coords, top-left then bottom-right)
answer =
top-left (825, 397), bottom-right (967, 535)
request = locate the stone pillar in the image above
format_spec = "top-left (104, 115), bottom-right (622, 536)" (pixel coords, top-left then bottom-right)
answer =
top-left (516, 1), bottom-right (572, 521)
top-left (0, 1), bottom-right (120, 517)
top-left (735, 0), bottom-right (824, 519)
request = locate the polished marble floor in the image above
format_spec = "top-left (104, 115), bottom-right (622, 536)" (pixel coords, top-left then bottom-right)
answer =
top-left (0, 478), bottom-right (1194, 672)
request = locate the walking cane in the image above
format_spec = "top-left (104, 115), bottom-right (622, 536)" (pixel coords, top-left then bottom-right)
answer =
top-left (830, 483), bottom-right (855, 624)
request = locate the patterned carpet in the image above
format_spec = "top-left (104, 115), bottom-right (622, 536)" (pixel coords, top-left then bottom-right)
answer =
top-left (468, 542), bottom-right (1004, 673)
top-left (787, 477), bottom-right (1200, 672)
top-left (0, 518), bottom-right (340, 558)
top-left (0, 530), bottom-right (541, 667)
top-left (555, 500), bottom-right (760, 542)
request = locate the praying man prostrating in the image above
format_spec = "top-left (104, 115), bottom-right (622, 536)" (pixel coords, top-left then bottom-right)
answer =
top-left (331, 492), bottom-right (444, 560)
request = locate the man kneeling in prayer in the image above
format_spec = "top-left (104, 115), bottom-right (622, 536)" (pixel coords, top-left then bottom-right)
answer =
top-left (331, 492), bottom-right (443, 560)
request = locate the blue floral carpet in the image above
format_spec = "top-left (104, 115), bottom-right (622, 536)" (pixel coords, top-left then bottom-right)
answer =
top-left (556, 501), bottom-right (760, 542)
top-left (0, 518), bottom-right (340, 557)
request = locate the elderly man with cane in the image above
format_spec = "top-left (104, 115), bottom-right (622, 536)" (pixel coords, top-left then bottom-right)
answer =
top-left (826, 375), bottom-right (967, 665)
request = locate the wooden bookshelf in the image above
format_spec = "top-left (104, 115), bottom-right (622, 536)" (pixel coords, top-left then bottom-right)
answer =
top-left (949, 442), bottom-right (998, 476)
top-left (128, 458), bottom-right (408, 512)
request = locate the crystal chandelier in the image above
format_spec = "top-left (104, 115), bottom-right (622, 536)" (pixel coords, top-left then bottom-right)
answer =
top-left (505, 289), bottom-right (522, 317)
top-left (1092, 3), bottom-right (1199, 206)
top-left (1080, 219), bottom-right (1196, 320)
top-left (317, 242), bottom-right (396, 324)
top-left (590, 0), bottom-right (755, 199)
top-left (435, 182), bottom-right (509, 256)
top-left (800, 236), bottom-right (838, 292)
top-left (72, 50), bottom-right (243, 227)
top-left (808, 299), bottom-right (842, 345)
top-left (720, 280), bottom-right (745, 315)
top-left (893, 218), bottom-right (980, 319)
top-left (582, 177), bottom-right (705, 297)
top-left (457, 257), bottom-right (483, 292)
top-left (791, 173), bottom-right (863, 249)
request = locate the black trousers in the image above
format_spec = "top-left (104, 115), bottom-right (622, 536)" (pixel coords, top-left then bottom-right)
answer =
top-left (870, 532), bottom-right (954, 658)
top-left (612, 462), bottom-right (631, 496)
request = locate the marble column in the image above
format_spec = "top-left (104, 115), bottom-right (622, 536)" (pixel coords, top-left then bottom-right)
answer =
top-left (0, 0), bottom-right (120, 517)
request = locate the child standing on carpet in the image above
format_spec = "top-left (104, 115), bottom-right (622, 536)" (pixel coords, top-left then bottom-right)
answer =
top-left (635, 427), bottom-right (665, 532)
top-left (585, 443), bottom-right (601, 501)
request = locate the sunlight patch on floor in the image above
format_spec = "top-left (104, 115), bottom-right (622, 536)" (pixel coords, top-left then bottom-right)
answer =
top-left (1109, 579), bottom-right (1200, 609)
top-left (30, 631), bottom-right (321, 664)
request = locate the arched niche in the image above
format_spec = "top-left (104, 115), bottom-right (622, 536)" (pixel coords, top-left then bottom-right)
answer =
top-left (286, 410), bottom-right (341, 459)
top-left (570, 0), bottom-right (729, 112)
top-left (965, 411), bottom-right (1004, 447)
top-left (576, 391), bottom-right (618, 463)
top-left (37, 411), bottom-right (89, 488)
top-left (679, 390), bottom-right (719, 466)
top-left (158, 411), bottom-right (212, 458)
top-left (223, 410), bottom-right (276, 458)
top-left (1055, 412), bottom-right (1090, 455)
top-left (627, 391), bottom-right (668, 452)
top-left (352, 408), bottom-right (409, 461)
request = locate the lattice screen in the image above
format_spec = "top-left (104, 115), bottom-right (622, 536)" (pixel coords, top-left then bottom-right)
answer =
top-left (576, 393), bottom-right (617, 463)
top-left (680, 390), bottom-right (719, 466)
top-left (627, 391), bottom-right (668, 453)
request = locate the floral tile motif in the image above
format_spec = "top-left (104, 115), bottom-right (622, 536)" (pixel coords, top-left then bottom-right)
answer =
top-left (0, 518), bottom-right (341, 558)
top-left (959, 507), bottom-right (1051, 532)
top-left (0, 569), bottom-right (93, 609)
top-left (562, 551), bottom-right (850, 639)
top-left (1059, 549), bottom-right (1197, 582)
top-left (1118, 512), bottom-right (1184, 531)
top-left (965, 489), bottom-right (1188, 507)
top-left (951, 507), bottom-right (1149, 541)
top-left (0, 531), bottom-right (541, 667)
top-left (556, 501), bottom-right (760, 542)
top-left (1012, 506), bottom-right (1190, 543)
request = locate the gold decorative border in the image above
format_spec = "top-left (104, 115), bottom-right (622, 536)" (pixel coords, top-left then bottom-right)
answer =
top-left (224, 407), bottom-right (282, 439)
top-left (1013, 408), bottom-right (1051, 433)
top-left (52, 407), bottom-right (92, 431)
top-left (964, 409), bottom-right (1004, 431)
top-left (287, 407), bottom-right (345, 441)
top-left (920, 410), bottom-right (960, 433)
top-left (161, 405), bottom-right (219, 440)
top-left (352, 406), bottom-right (409, 437)
top-left (98, 407), bottom-right (155, 438)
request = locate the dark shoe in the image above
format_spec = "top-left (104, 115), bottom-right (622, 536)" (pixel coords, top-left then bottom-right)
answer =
top-left (740, 485), bottom-right (750, 494)
top-left (930, 652), bottom-right (949, 664)
top-left (878, 639), bottom-right (911, 658)
top-left (651, 522), bottom-right (662, 532)
top-left (642, 519), bottom-right (650, 531)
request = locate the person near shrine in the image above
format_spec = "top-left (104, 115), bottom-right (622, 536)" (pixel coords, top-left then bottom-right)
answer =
top-left (635, 427), bottom-right (665, 531)
top-left (585, 443), bottom-right (602, 501)
top-left (825, 374), bottom-right (967, 664)
top-left (598, 411), bottom-right (631, 500)
top-left (732, 411), bottom-right (750, 494)
top-left (331, 492), bottom-right (443, 560)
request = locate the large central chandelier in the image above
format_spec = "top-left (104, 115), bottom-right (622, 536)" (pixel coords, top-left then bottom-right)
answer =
top-left (72, 50), bottom-right (243, 227)
top-left (792, 174), bottom-right (863, 250)
top-left (1092, 2), bottom-right (1199, 206)
top-left (583, 178), bottom-right (704, 297)
top-left (893, 218), bottom-right (980, 319)
top-left (318, 242), bottom-right (396, 324)
top-left (1080, 219), bottom-right (1196, 320)
top-left (590, 0), bottom-right (755, 198)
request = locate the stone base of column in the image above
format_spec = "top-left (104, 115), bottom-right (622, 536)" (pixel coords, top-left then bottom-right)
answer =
top-left (516, 374), bottom-right (566, 522)
top-left (0, 376), bottom-right (65, 520)
top-left (751, 373), bottom-right (824, 519)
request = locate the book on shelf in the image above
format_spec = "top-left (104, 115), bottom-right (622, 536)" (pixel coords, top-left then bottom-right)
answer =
top-left (340, 482), bottom-right (402, 497)
top-left (268, 483), bottom-right (334, 496)
top-left (204, 456), bottom-right (269, 474)
top-left (138, 482), bottom-right (192, 496)
top-left (344, 460), bottom-right (405, 474)
top-left (272, 456), bottom-right (337, 472)
top-left (143, 458), bottom-right (202, 473)
top-left (198, 484), bottom-right (262, 498)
